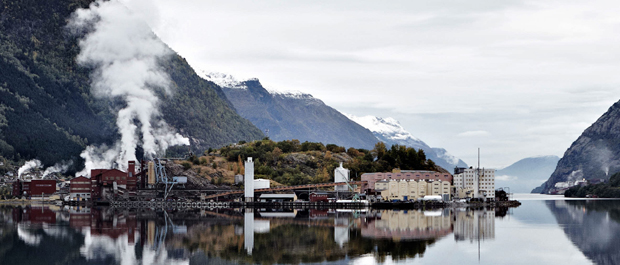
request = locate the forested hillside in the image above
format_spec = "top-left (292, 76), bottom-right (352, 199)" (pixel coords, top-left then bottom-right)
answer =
top-left (178, 139), bottom-right (441, 187)
top-left (0, 0), bottom-right (263, 170)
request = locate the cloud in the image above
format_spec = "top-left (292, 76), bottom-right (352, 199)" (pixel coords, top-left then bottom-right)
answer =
top-left (138, 0), bottom-right (620, 167)
top-left (457, 130), bottom-right (490, 137)
top-left (496, 175), bottom-right (518, 181)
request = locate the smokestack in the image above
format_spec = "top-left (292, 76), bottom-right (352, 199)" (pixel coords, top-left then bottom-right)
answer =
top-left (128, 161), bottom-right (135, 177)
top-left (474, 148), bottom-right (479, 199)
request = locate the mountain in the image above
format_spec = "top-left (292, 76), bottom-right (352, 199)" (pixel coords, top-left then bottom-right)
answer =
top-left (537, 101), bottom-right (620, 193)
top-left (0, 0), bottom-right (263, 170)
top-left (493, 155), bottom-right (559, 193)
top-left (202, 72), bottom-right (379, 149)
top-left (345, 114), bottom-right (468, 171)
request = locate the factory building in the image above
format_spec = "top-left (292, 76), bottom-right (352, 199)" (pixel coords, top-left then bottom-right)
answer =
top-left (379, 179), bottom-right (451, 201)
top-left (453, 167), bottom-right (495, 200)
top-left (69, 161), bottom-right (137, 201)
top-left (69, 176), bottom-right (91, 201)
top-left (361, 170), bottom-right (452, 194)
top-left (12, 179), bottom-right (57, 198)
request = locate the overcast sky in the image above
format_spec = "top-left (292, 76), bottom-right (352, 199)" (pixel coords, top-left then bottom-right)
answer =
top-left (121, 0), bottom-right (620, 168)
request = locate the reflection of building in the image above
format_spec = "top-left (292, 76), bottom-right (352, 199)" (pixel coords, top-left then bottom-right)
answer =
top-left (334, 216), bottom-right (349, 247)
top-left (67, 207), bottom-right (139, 244)
top-left (453, 168), bottom-right (495, 200)
top-left (453, 209), bottom-right (495, 241)
top-left (12, 206), bottom-right (57, 224)
top-left (362, 210), bottom-right (452, 240)
top-left (245, 209), bottom-right (254, 254)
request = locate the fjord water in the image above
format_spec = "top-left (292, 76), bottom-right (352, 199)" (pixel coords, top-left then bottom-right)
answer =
top-left (0, 195), bottom-right (617, 265)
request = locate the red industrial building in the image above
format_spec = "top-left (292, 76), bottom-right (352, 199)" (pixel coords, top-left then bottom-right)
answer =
top-left (12, 179), bottom-right (57, 198)
top-left (309, 192), bottom-right (329, 202)
top-left (70, 176), bottom-right (92, 201)
top-left (71, 161), bottom-right (137, 201)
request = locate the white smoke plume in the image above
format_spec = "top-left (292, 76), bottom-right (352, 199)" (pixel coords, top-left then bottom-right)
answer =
top-left (68, 0), bottom-right (189, 177)
top-left (42, 160), bottom-right (74, 178)
top-left (17, 159), bottom-right (42, 178)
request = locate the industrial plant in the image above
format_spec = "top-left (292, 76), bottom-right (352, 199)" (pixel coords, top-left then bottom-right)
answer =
top-left (9, 156), bottom-right (505, 207)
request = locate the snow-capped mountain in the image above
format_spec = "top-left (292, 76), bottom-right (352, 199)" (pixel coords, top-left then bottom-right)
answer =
top-left (346, 114), bottom-right (468, 171)
top-left (200, 71), bottom-right (250, 90)
top-left (204, 72), bottom-right (379, 149)
top-left (344, 115), bottom-right (427, 150)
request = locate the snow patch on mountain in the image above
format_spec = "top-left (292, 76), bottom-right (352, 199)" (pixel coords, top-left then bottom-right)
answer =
top-left (344, 114), bottom-right (421, 142)
top-left (268, 89), bottom-right (324, 105)
top-left (199, 71), bottom-right (249, 90)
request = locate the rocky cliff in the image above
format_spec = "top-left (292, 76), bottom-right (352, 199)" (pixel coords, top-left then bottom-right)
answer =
top-left (538, 101), bottom-right (620, 193)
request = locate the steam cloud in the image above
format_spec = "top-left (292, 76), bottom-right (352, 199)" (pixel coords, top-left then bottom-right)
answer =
top-left (17, 159), bottom-right (42, 178)
top-left (17, 159), bottom-right (72, 179)
top-left (42, 161), bottom-right (74, 178)
top-left (69, 0), bottom-right (189, 177)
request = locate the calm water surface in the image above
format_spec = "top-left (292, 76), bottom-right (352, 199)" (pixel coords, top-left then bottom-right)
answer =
top-left (1, 194), bottom-right (619, 265)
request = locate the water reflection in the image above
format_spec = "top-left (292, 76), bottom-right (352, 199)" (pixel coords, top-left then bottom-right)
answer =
top-left (546, 200), bottom-right (620, 265)
top-left (0, 205), bottom-right (507, 265)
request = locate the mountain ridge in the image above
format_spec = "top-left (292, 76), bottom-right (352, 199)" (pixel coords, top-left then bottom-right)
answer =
top-left (207, 73), bottom-right (380, 149)
top-left (537, 100), bottom-right (620, 193)
top-left (0, 0), bottom-right (263, 171)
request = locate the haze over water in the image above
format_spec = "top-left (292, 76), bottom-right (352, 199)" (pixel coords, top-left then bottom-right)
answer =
top-left (0, 194), bottom-right (618, 265)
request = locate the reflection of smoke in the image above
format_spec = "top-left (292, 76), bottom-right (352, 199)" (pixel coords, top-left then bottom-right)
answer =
top-left (17, 224), bottom-right (42, 246)
top-left (68, 0), bottom-right (189, 176)
top-left (18, 159), bottom-right (42, 178)
top-left (42, 161), bottom-right (73, 178)
top-left (80, 228), bottom-right (188, 265)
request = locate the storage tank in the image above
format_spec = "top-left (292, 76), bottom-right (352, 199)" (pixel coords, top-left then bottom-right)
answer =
top-left (147, 161), bottom-right (155, 185)
top-left (173, 176), bottom-right (187, 184)
top-left (334, 162), bottom-right (350, 192)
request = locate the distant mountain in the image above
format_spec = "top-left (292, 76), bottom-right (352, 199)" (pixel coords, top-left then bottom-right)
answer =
top-left (537, 101), bottom-right (620, 193)
top-left (202, 72), bottom-right (379, 149)
top-left (493, 155), bottom-right (559, 193)
top-left (0, 0), bottom-right (263, 169)
top-left (345, 114), bottom-right (468, 171)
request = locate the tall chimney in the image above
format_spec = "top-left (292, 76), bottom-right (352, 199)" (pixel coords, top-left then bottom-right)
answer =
top-left (128, 161), bottom-right (136, 177)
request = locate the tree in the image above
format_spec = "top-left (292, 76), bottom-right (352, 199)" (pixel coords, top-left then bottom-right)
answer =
top-left (372, 142), bottom-right (387, 160)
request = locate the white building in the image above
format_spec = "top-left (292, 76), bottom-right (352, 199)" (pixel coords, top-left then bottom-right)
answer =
top-left (244, 157), bottom-right (254, 202)
top-left (334, 162), bottom-right (350, 192)
top-left (453, 168), bottom-right (495, 200)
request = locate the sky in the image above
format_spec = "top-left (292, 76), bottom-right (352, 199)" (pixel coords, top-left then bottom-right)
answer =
top-left (120, 0), bottom-right (620, 168)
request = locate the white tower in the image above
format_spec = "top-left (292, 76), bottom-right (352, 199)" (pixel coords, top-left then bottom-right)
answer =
top-left (245, 157), bottom-right (254, 202)
top-left (334, 162), bottom-right (350, 192)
